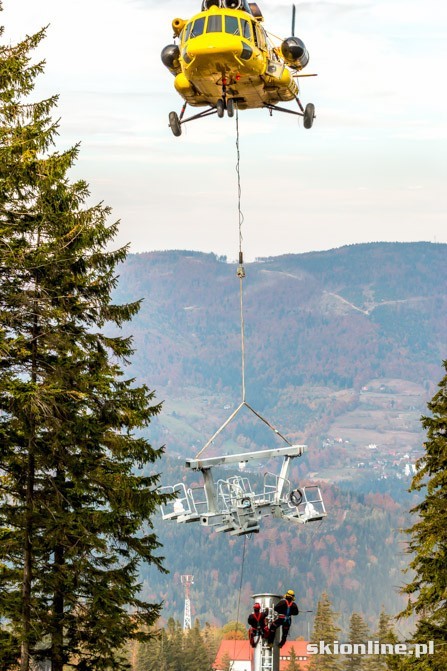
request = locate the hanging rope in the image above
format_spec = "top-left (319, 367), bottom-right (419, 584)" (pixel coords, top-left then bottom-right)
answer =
top-left (236, 106), bottom-right (244, 259)
top-left (235, 534), bottom-right (247, 627)
top-left (194, 109), bottom-right (293, 460)
top-left (235, 106), bottom-right (246, 403)
top-left (232, 534), bottom-right (248, 662)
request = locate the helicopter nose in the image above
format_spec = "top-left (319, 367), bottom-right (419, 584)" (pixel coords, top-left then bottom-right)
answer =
top-left (184, 36), bottom-right (243, 62)
top-left (189, 43), bottom-right (238, 55)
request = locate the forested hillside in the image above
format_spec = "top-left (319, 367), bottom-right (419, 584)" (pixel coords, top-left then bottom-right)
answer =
top-left (113, 242), bottom-right (446, 464)
top-left (109, 242), bottom-right (446, 629)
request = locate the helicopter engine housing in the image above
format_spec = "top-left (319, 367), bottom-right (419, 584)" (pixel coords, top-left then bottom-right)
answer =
top-left (161, 44), bottom-right (181, 76)
top-left (202, 0), bottom-right (250, 10)
top-left (222, 0), bottom-right (244, 8)
top-left (201, 0), bottom-right (221, 9)
top-left (280, 37), bottom-right (309, 69)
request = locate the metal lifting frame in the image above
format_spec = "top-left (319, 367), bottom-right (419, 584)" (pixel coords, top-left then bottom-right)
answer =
top-left (187, 447), bottom-right (305, 530)
top-left (186, 445), bottom-right (305, 469)
top-left (160, 446), bottom-right (327, 535)
top-left (194, 107), bottom-right (293, 462)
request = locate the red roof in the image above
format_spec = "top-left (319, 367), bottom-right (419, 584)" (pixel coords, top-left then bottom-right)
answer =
top-left (214, 640), bottom-right (310, 671)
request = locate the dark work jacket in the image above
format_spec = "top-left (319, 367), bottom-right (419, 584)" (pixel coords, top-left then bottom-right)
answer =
top-left (248, 610), bottom-right (268, 628)
top-left (274, 599), bottom-right (299, 618)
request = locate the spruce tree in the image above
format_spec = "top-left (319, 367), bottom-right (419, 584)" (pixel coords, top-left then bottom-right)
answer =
top-left (164, 619), bottom-right (186, 671)
top-left (202, 621), bottom-right (223, 668)
top-left (184, 620), bottom-right (212, 671)
top-left (220, 652), bottom-right (233, 671)
top-left (135, 628), bottom-right (166, 671)
top-left (308, 592), bottom-right (342, 671)
top-left (344, 612), bottom-right (370, 671)
top-left (367, 610), bottom-right (400, 671)
top-left (397, 361), bottom-right (447, 670)
top-left (0, 8), bottom-right (167, 671)
top-left (284, 646), bottom-right (303, 671)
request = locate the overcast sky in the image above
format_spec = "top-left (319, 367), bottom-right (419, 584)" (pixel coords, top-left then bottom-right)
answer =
top-left (2, 0), bottom-right (447, 260)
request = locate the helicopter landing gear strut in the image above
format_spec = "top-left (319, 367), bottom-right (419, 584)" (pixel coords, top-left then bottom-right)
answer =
top-left (262, 98), bottom-right (316, 128)
top-left (216, 97), bottom-right (235, 118)
top-left (303, 102), bottom-right (315, 129)
top-left (168, 97), bottom-right (237, 135)
top-left (168, 111), bottom-right (182, 137)
top-left (168, 103), bottom-right (218, 137)
top-left (216, 98), bottom-right (225, 118)
top-left (216, 77), bottom-right (235, 118)
top-left (168, 102), bottom-right (187, 136)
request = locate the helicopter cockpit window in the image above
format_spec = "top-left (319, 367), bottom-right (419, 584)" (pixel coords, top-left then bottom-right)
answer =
top-left (183, 22), bottom-right (192, 42)
top-left (256, 26), bottom-right (267, 49)
top-left (190, 17), bottom-right (206, 38)
top-left (252, 22), bottom-right (259, 47)
top-left (240, 42), bottom-right (253, 60)
top-left (225, 16), bottom-right (240, 35)
top-left (207, 15), bottom-right (222, 32)
top-left (240, 19), bottom-right (252, 41)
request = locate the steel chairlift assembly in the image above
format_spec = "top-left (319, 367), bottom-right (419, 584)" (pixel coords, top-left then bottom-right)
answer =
top-left (160, 110), bottom-right (326, 536)
top-left (160, 447), bottom-right (327, 536)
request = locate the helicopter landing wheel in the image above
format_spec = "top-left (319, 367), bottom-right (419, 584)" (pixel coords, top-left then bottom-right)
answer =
top-left (216, 98), bottom-right (225, 118)
top-left (227, 98), bottom-right (235, 117)
top-left (303, 102), bottom-right (315, 129)
top-left (168, 111), bottom-right (182, 137)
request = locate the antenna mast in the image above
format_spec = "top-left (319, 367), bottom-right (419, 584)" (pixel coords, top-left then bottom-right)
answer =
top-left (181, 575), bottom-right (194, 630)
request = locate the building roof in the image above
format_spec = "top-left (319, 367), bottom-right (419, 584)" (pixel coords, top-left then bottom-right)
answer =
top-left (214, 639), bottom-right (311, 671)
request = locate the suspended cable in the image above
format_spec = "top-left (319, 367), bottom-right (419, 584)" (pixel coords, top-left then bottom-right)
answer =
top-left (236, 106), bottom-right (244, 258)
top-left (232, 534), bottom-right (248, 661)
top-left (235, 106), bottom-right (246, 403)
top-left (235, 534), bottom-right (247, 624)
top-left (194, 107), bottom-right (293, 460)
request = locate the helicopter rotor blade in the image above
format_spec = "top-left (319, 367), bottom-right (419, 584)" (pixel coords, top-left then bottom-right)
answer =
top-left (291, 3), bottom-right (296, 37)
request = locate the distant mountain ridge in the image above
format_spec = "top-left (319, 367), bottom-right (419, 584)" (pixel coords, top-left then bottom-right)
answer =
top-left (113, 242), bottom-right (446, 459)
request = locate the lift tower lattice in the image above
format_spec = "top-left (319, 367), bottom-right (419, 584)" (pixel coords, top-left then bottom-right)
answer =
top-left (181, 575), bottom-right (194, 630)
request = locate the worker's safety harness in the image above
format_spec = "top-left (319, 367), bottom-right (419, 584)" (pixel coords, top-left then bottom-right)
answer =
top-left (251, 611), bottom-right (267, 647)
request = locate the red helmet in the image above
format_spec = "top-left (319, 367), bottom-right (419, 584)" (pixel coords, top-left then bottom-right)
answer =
top-left (253, 602), bottom-right (261, 610)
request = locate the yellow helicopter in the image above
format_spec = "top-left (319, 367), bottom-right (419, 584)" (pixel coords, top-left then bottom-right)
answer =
top-left (161, 0), bottom-right (316, 136)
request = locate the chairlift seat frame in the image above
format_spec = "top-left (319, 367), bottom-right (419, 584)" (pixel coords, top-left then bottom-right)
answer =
top-left (160, 446), bottom-right (327, 536)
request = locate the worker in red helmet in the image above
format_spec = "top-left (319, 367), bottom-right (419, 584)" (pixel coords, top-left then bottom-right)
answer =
top-left (248, 602), bottom-right (269, 648)
top-left (267, 590), bottom-right (299, 647)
